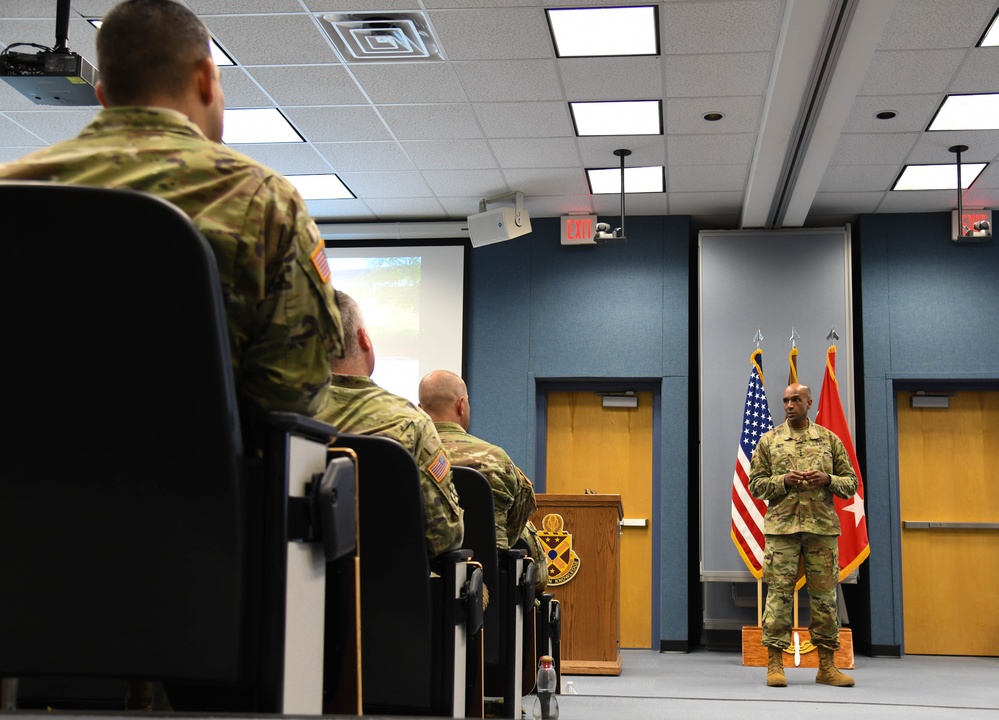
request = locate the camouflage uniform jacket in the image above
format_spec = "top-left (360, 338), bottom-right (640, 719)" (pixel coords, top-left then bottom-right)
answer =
top-left (318, 375), bottom-right (463, 557)
top-left (748, 419), bottom-right (858, 536)
top-left (0, 107), bottom-right (343, 416)
top-left (434, 421), bottom-right (538, 550)
top-left (519, 520), bottom-right (550, 594)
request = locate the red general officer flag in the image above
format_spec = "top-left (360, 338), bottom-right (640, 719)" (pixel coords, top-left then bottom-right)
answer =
top-left (815, 344), bottom-right (871, 581)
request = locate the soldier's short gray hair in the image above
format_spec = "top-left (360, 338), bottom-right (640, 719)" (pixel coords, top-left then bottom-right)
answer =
top-left (335, 289), bottom-right (364, 358)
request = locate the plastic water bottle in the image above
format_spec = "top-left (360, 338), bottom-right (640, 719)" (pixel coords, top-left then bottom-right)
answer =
top-left (533, 655), bottom-right (559, 720)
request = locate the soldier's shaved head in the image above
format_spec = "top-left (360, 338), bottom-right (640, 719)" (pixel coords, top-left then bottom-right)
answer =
top-left (419, 370), bottom-right (467, 416)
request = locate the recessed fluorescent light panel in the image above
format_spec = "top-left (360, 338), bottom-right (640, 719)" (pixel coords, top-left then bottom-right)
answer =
top-left (547, 5), bottom-right (659, 58)
top-left (287, 174), bottom-right (355, 200)
top-left (891, 163), bottom-right (987, 191)
top-left (927, 94), bottom-right (999, 131)
top-left (89, 20), bottom-right (234, 66)
top-left (222, 109), bottom-right (303, 144)
top-left (571, 100), bottom-right (662, 136)
top-left (979, 9), bottom-right (997, 46)
top-left (587, 165), bottom-right (664, 194)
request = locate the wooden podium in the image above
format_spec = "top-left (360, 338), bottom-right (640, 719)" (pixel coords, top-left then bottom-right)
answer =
top-left (531, 494), bottom-right (623, 676)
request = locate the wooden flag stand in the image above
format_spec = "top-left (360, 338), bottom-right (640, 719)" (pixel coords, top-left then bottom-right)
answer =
top-left (741, 578), bottom-right (853, 669)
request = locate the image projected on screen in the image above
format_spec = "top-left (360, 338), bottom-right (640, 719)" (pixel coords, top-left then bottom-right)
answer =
top-left (326, 244), bottom-right (465, 405)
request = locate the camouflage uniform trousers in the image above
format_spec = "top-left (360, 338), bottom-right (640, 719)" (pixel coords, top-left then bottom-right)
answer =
top-left (761, 532), bottom-right (840, 651)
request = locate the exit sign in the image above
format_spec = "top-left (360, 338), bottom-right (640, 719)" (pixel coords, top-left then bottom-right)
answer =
top-left (952, 209), bottom-right (992, 242)
top-left (561, 215), bottom-right (597, 245)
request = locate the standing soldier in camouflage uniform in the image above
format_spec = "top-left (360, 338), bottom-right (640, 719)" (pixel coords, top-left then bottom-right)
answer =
top-left (0, 0), bottom-right (344, 435)
top-left (749, 383), bottom-right (858, 688)
top-left (317, 292), bottom-right (463, 558)
top-left (418, 369), bottom-right (548, 593)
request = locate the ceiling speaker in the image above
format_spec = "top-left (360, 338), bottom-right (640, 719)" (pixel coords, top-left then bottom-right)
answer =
top-left (467, 207), bottom-right (532, 248)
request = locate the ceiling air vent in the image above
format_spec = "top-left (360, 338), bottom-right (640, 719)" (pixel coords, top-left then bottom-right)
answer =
top-left (319, 12), bottom-right (444, 62)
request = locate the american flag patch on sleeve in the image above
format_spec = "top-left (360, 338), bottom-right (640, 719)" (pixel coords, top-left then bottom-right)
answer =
top-left (310, 242), bottom-right (331, 282)
top-left (428, 449), bottom-right (450, 483)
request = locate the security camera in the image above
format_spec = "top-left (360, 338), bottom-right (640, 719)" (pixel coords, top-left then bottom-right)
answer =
top-left (595, 223), bottom-right (611, 232)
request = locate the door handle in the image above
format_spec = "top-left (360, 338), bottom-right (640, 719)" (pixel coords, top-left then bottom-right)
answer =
top-left (903, 521), bottom-right (998, 530)
top-left (620, 518), bottom-right (648, 528)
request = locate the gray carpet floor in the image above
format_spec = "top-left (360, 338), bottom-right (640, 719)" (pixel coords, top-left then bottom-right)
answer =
top-left (532, 648), bottom-right (999, 719)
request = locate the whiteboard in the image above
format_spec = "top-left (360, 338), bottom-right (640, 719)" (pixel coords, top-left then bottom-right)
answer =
top-left (698, 228), bottom-right (854, 579)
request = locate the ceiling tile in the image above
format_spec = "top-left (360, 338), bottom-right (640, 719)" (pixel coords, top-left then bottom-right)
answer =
top-left (488, 137), bottom-right (579, 169)
top-left (842, 94), bottom-right (943, 133)
top-left (908, 130), bottom-right (999, 163)
top-left (306, 198), bottom-right (375, 222)
top-left (669, 164), bottom-right (748, 193)
top-left (877, 188), bottom-right (960, 212)
top-left (401, 139), bottom-right (498, 170)
top-left (247, 65), bottom-right (366, 106)
top-left (818, 165), bottom-right (900, 193)
top-left (829, 132), bottom-right (920, 165)
top-left (452, 60), bottom-right (563, 102)
top-left (203, 14), bottom-right (339, 66)
top-left (668, 133), bottom-right (756, 166)
top-left (876, 0), bottom-right (998, 50)
top-left (810, 191), bottom-right (884, 214)
top-left (668, 191), bottom-right (743, 215)
top-left (949, 49), bottom-right (999, 92)
top-left (473, 101), bottom-right (573, 139)
top-left (559, 57), bottom-right (664, 100)
top-left (421, 168), bottom-right (508, 196)
top-left (335, 171), bottom-right (434, 198)
top-left (428, 8), bottom-right (553, 61)
top-left (2, 109), bottom-right (95, 144)
top-left (666, 96), bottom-right (762, 135)
top-left (186, 0), bottom-right (304, 13)
top-left (858, 49), bottom-right (967, 95)
top-left (314, 142), bottom-right (416, 173)
top-left (378, 104), bottom-right (483, 141)
top-left (228, 143), bottom-right (332, 175)
top-left (665, 52), bottom-right (774, 98)
top-left (363, 197), bottom-right (450, 220)
top-left (578, 136), bottom-right (667, 167)
top-left (661, 0), bottom-right (784, 55)
top-left (349, 63), bottom-right (468, 104)
top-left (0, 113), bottom-right (48, 145)
top-left (220, 67), bottom-right (274, 108)
top-left (503, 168), bottom-right (590, 196)
top-left (284, 106), bottom-right (392, 142)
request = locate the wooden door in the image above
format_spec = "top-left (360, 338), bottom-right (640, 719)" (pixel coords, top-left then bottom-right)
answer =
top-left (897, 390), bottom-right (999, 656)
top-left (545, 390), bottom-right (653, 649)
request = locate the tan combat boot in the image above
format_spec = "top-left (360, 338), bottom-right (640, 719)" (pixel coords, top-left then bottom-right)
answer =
top-left (766, 646), bottom-right (786, 687)
top-left (815, 647), bottom-right (854, 686)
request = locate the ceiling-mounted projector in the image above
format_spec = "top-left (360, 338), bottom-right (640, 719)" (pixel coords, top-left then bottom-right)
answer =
top-left (467, 191), bottom-right (532, 248)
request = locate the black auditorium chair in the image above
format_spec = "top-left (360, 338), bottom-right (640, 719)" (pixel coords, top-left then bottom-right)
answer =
top-left (0, 181), bottom-right (356, 714)
top-left (330, 434), bottom-right (483, 718)
top-left (451, 466), bottom-right (536, 719)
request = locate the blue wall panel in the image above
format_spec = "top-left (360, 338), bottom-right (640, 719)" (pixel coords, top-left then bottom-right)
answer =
top-left (467, 214), bottom-right (691, 646)
top-left (858, 212), bottom-right (999, 653)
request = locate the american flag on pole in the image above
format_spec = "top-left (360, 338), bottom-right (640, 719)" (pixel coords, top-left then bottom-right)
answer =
top-left (731, 348), bottom-right (774, 578)
top-left (815, 344), bottom-right (871, 581)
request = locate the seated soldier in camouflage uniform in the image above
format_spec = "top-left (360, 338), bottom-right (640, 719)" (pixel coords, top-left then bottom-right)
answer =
top-left (749, 382), bottom-right (858, 688)
top-left (418, 369), bottom-right (548, 593)
top-left (0, 0), bottom-right (344, 436)
top-left (316, 292), bottom-right (463, 559)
